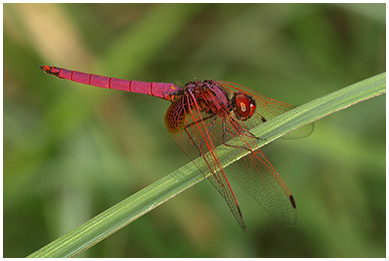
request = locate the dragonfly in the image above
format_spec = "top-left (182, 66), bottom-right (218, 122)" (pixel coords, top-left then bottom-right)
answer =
top-left (40, 65), bottom-right (314, 232)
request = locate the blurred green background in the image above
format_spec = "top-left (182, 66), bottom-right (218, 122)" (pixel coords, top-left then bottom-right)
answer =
top-left (4, 3), bottom-right (385, 258)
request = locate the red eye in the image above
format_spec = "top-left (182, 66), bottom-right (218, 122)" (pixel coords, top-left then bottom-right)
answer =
top-left (232, 93), bottom-right (256, 121)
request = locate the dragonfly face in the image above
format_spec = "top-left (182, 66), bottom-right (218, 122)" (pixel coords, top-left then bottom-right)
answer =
top-left (231, 92), bottom-right (257, 121)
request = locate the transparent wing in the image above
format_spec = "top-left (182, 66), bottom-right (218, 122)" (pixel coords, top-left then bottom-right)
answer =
top-left (165, 93), bottom-right (247, 232)
top-left (203, 82), bottom-right (300, 225)
top-left (215, 102), bottom-right (298, 226)
top-left (165, 81), bottom-right (305, 230)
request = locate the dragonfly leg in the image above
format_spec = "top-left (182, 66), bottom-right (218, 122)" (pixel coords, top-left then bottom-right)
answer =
top-left (222, 118), bottom-right (268, 152)
top-left (197, 116), bottom-right (219, 154)
top-left (229, 116), bottom-right (265, 141)
top-left (221, 121), bottom-right (253, 152)
top-left (184, 114), bottom-right (217, 157)
top-left (184, 126), bottom-right (202, 156)
top-left (184, 114), bottom-right (215, 128)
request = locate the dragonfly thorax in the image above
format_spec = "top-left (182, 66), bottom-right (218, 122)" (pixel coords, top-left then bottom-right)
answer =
top-left (183, 80), bottom-right (231, 116)
top-left (165, 80), bottom-right (257, 133)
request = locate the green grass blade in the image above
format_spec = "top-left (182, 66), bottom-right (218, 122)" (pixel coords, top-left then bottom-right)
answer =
top-left (27, 72), bottom-right (385, 258)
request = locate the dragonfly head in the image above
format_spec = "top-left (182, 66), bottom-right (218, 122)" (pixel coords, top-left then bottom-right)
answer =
top-left (231, 92), bottom-right (256, 121)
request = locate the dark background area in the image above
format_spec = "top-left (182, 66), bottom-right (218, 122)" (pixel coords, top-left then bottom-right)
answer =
top-left (4, 3), bottom-right (385, 257)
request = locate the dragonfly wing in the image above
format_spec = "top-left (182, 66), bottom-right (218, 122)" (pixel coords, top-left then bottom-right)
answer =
top-left (228, 150), bottom-right (297, 226)
top-left (220, 109), bottom-right (297, 226)
top-left (165, 95), bottom-right (247, 232)
top-left (165, 81), bottom-right (304, 229)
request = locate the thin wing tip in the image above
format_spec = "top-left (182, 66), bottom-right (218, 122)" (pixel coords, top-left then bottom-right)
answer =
top-left (236, 204), bottom-right (248, 233)
top-left (275, 214), bottom-right (297, 227)
top-left (285, 195), bottom-right (298, 226)
top-left (289, 195), bottom-right (297, 209)
top-left (238, 219), bottom-right (248, 234)
top-left (303, 122), bottom-right (315, 137)
top-left (285, 219), bottom-right (297, 227)
top-left (282, 212), bottom-right (298, 227)
top-left (242, 226), bottom-right (248, 234)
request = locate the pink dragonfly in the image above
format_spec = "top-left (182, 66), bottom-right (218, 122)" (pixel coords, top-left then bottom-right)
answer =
top-left (40, 65), bottom-right (314, 232)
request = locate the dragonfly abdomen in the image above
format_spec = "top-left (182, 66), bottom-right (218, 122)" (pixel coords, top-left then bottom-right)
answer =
top-left (40, 65), bottom-right (178, 101)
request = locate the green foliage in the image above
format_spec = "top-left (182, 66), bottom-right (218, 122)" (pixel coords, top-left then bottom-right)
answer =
top-left (4, 3), bottom-right (385, 258)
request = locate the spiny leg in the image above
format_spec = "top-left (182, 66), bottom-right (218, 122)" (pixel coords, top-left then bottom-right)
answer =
top-left (221, 116), bottom-right (269, 153)
top-left (183, 114), bottom-right (218, 157)
top-left (229, 116), bottom-right (265, 141)
top-left (184, 114), bottom-right (215, 129)
top-left (197, 115), bottom-right (218, 155)
top-left (221, 120), bottom-right (253, 152)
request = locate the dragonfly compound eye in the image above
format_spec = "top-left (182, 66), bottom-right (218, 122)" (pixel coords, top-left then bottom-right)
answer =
top-left (232, 93), bottom-right (256, 121)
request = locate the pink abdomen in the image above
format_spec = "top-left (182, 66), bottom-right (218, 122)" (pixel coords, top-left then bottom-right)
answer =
top-left (40, 65), bottom-right (178, 101)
